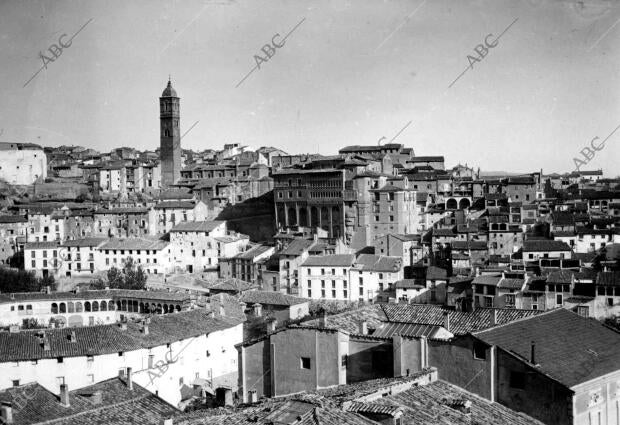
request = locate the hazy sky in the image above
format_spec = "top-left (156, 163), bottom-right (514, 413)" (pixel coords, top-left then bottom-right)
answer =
top-left (1, 0), bottom-right (619, 175)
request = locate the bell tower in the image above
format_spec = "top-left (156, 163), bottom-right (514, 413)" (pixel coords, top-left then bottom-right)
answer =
top-left (160, 79), bottom-right (181, 187)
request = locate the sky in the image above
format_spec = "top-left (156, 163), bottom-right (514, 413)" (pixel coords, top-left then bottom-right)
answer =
top-left (0, 0), bottom-right (619, 175)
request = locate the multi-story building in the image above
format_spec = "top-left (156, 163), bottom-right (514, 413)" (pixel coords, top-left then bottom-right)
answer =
top-left (24, 241), bottom-right (62, 278)
top-left (299, 254), bottom-right (356, 300)
top-left (59, 237), bottom-right (107, 278)
top-left (153, 200), bottom-right (208, 233)
top-left (349, 254), bottom-right (403, 302)
top-left (219, 244), bottom-right (275, 283)
top-left (98, 237), bottom-right (172, 275)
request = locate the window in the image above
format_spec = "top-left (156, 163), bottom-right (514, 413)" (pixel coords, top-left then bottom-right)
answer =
top-left (509, 371), bottom-right (525, 390)
top-left (57, 357), bottom-right (64, 363)
top-left (484, 297), bottom-right (493, 308)
top-left (556, 294), bottom-right (563, 306)
top-left (473, 341), bottom-right (487, 360)
top-left (12, 380), bottom-right (19, 387)
top-left (300, 357), bottom-right (311, 369)
top-left (607, 298), bottom-right (614, 306)
top-left (505, 294), bottom-right (515, 306)
top-left (341, 354), bottom-right (348, 367)
top-left (332, 290), bottom-right (336, 298)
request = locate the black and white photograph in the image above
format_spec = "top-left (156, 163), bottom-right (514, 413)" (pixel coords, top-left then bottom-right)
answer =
top-left (0, 0), bottom-right (619, 423)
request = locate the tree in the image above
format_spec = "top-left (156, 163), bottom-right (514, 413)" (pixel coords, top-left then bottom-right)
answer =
top-left (0, 268), bottom-right (56, 293)
top-left (91, 257), bottom-right (147, 290)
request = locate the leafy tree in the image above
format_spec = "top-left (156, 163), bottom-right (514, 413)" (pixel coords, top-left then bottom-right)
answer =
top-left (0, 268), bottom-right (56, 293)
top-left (91, 257), bottom-right (147, 290)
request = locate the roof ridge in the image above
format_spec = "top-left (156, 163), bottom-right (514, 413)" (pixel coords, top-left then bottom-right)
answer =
top-left (472, 307), bottom-right (560, 335)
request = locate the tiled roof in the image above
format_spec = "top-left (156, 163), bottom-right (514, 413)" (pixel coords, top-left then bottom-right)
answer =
top-left (474, 309), bottom-right (620, 387)
top-left (170, 220), bottom-right (225, 233)
top-left (523, 240), bottom-right (572, 252)
top-left (354, 254), bottom-right (402, 272)
top-left (597, 271), bottom-right (620, 286)
top-left (432, 228), bottom-right (456, 237)
top-left (240, 290), bottom-right (308, 307)
top-left (371, 322), bottom-right (447, 339)
top-left (394, 279), bottom-right (425, 289)
top-left (154, 201), bottom-right (197, 209)
top-left (472, 275), bottom-right (502, 286)
top-left (0, 309), bottom-right (241, 362)
top-left (24, 241), bottom-right (60, 250)
top-left (381, 304), bottom-right (540, 336)
top-left (497, 278), bottom-right (525, 290)
top-left (302, 254), bottom-right (356, 267)
top-left (375, 379), bottom-right (544, 425)
top-left (0, 215), bottom-right (28, 223)
top-left (99, 237), bottom-right (168, 251)
top-left (299, 305), bottom-right (387, 334)
top-left (231, 244), bottom-right (271, 260)
top-left (546, 270), bottom-right (574, 284)
top-left (280, 238), bottom-right (315, 256)
top-left (0, 378), bottom-right (177, 425)
top-left (451, 241), bottom-right (488, 251)
top-left (0, 289), bottom-right (191, 304)
top-left (209, 278), bottom-right (256, 293)
top-left (61, 237), bottom-right (108, 247)
top-left (94, 207), bottom-right (149, 215)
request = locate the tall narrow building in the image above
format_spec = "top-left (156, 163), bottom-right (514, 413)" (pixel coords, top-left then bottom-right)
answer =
top-left (160, 79), bottom-right (181, 187)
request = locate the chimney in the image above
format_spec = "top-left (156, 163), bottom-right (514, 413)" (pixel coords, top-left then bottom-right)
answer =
top-left (161, 419), bottom-right (173, 425)
top-left (266, 318), bottom-right (277, 333)
top-left (319, 310), bottom-right (327, 328)
top-left (490, 309), bottom-right (498, 327)
top-left (91, 391), bottom-right (102, 405)
top-left (8, 325), bottom-right (19, 334)
top-left (141, 324), bottom-right (149, 335)
top-left (43, 336), bottom-right (51, 351)
top-left (208, 310), bottom-right (215, 319)
top-left (530, 341), bottom-right (536, 364)
top-left (45, 286), bottom-right (51, 294)
top-left (219, 304), bottom-right (225, 317)
top-left (119, 322), bottom-right (127, 331)
top-left (358, 320), bottom-right (368, 335)
top-left (69, 331), bottom-right (77, 342)
top-left (253, 303), bottom-right (262, 317)
top-left (1, 402), bottom-right (13, 424)
top-left (60, 384), bottom-right (70, 407)
top-left (127, 367), bottom-right (133, 390)
top-left (443, 312), bottom-right (450, 332)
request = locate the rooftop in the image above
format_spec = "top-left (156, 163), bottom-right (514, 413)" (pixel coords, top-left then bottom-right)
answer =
top-left (474, 309), bottom-right (620, 387)
top-left (170, 220), bottom-right (225, 233)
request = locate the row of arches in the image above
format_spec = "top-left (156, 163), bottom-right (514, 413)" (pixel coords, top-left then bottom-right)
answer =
top-left (446, 198), bottom-right (471, 210)
top-left (51, 300), bottom-right (113, 314)
top-left (49, 300), bottom-right (182, 315)
top-left (277, 205), bottom-right (342, 237)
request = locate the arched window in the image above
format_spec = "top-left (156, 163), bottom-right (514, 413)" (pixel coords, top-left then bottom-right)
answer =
top-left (59, 303), bottom-right (66, 313)
top-left (157, 304), bottom-right (163, 314)
top-left (100, 301), bottom-right (107, 311)
top-left (75, 302), bottom-right (83, 312)
top-left (163, 304), bottom-right (169, 314)
top-left (169, 304), bottom-right (174, 313)
top-left (175, 305), bottom-right (181, 312)
top-left (67, 302), bottom-right (75, 313)
top-left (116, 300), bottom-right (122, 311)
top-left (51, 303), bottom-right (58, 314)
top-left (85, 301), bottom-right (91, 312)
top-left (109, 300), bottom-right (115, 311)
top-left (139, 302), bottom-right (145, 313)
top-left (133, 300), bottom-right (139, 312)
top-left (92, 301), bottom-right (99, 312)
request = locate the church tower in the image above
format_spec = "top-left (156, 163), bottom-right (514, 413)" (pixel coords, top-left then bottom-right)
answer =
top-left (160, 79), bottom-right (181, 187)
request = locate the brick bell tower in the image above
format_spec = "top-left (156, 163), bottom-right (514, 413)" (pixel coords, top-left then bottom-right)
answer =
top-left (160, 78), bottom-right (181, 187)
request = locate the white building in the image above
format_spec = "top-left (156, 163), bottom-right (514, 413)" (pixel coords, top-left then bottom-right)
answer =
top-left (154, 200), bottom-right (208, 233)
top-left (24, 241), bottom-right (62, 278)
top-left (299, 254), bottom-right (355, 300)
top-left (98, 237), bottom-right (173, 275)
top-left (349, 254), bottom-right (404, 302)
top-left (168, 220), bottom-right (249, 273)
top-left (0, 309), bottom-right (243, 408)
top-left (58, 237), bottom-right (108, 278)
top-left (0, 142), bottom-right (47, 185)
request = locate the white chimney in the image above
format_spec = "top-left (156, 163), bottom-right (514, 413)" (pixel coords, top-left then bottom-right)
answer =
top-left (443, 312), bottom-right (450, 332)
top-left (359, 320), bottom-right (368, 335)
top-left (1, 402), bottom-right (13, 424)
top-left (60, 384), bottom-right (70, 407)
top-left (127, 367), bottom-right (133, 390)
